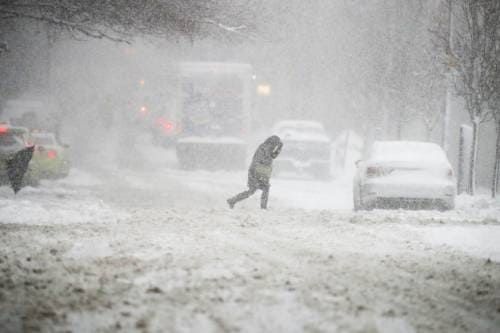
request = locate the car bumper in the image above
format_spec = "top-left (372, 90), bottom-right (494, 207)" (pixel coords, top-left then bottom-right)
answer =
top-left (361, 180), bottom-right (456, 209)
top-left (31, 159), bottom-right (70, 178)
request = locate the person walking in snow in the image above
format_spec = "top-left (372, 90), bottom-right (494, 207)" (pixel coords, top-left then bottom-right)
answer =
top-left (227, 135), bottom-right (283, 209)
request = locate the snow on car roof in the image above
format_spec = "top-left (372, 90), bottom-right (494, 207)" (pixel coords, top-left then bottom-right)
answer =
top-left (31, 132), bottom-right (56, 144)
top-left (273, 120), bottom-right (330, 142)
top-left (369, 141), bottom-right (449, 166)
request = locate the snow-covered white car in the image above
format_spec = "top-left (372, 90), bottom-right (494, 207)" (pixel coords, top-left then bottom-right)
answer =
top-left (272, 120), bottom-right (331, 179)
top-left (353, 141), bottom-right (456, 211)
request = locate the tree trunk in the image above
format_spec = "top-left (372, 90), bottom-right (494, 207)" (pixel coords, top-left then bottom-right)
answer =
top-left (492, 121), bottom-right (500, 198)
top-left (468, 120), bottom-right (479, 195)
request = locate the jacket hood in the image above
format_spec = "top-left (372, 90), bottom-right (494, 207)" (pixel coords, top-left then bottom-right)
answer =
top-left (264, 135), bottom-right (281, 147)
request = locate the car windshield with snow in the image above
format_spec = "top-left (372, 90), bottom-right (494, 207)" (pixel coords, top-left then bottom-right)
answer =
top-left (353, 141), bottom-right (456, 210)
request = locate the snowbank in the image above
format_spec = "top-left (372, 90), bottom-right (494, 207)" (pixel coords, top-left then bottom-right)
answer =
top-left (418, 225), bottom-right (500, 262)
top-left (0, 169), bottom-right (128, 225)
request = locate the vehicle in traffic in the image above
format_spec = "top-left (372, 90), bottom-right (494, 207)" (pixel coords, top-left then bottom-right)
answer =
top-left (272, 120), bottom-right (331, 179)
top-left (175, 62), bottom-right (253, 170)
top-left (353, 141), bottom-right (456, 211)
top-left (29, 131), bottom-right (70, 179)
top-left (0, 124), bottom-right (38, 187)
top-left (151, 115), bottom-right (181, 147)
top-left (132, 95), bottom-right (180, 148)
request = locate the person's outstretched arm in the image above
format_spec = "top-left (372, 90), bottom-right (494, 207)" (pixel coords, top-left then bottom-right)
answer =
top-left (271, 141), bottom-right (283, 159)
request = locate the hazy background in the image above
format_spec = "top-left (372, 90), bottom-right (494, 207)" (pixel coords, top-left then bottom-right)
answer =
top-left (0, 0), bottom-right (496, 186)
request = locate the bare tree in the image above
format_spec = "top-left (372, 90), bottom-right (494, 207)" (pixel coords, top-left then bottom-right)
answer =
top-left (409, 1), bottom-right (449, 142)
top-left (434, 0), bottom-right (500, 195)
top-left (0, 0), bottom-right (263, 43)
top-left (411, 62), bottom-right (447, 141)
top-left (490, 25), bottom-right (500, 197)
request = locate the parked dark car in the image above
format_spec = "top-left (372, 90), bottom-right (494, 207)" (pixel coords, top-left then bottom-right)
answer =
top-left (272, 120), bottom-right (331, 179)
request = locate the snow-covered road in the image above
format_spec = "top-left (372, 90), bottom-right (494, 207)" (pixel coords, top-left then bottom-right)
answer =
top-left (0, 162), bottom-right (499, 332)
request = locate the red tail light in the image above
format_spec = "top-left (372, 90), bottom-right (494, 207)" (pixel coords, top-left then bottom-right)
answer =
top-left (0, 126), bottom-right (8, 135)
top-left (47, 150), bottom-right (57, 159)
top-left (156, 117), bottom-right (175, 134)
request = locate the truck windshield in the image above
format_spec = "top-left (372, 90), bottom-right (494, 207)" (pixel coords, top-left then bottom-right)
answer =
top-left (181, 73), bottom-right (244, 137)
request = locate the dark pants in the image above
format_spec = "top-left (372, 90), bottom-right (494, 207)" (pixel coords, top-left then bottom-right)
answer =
top-left (229, 183), bottom-right (270, 209)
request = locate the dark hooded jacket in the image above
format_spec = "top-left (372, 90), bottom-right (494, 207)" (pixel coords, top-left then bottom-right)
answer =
top-left (7, 145), bottom-right (34, 194)
top-left (247, 135), bottom-right (283, 189)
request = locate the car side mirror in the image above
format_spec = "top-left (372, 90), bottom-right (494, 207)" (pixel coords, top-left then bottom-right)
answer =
top-left (355, 159), bottom-right (362, 167)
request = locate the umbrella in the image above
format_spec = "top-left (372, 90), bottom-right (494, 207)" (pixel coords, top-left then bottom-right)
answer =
top-left (6, 146), bottom-right (35, 194)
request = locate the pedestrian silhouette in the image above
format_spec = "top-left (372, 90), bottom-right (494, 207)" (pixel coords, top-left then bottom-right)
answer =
top-left (227, 135), bottom-right (283, 209)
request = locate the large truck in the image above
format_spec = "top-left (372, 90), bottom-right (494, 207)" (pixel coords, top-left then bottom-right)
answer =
top-left (175, 62), bottom-right (253, 170)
